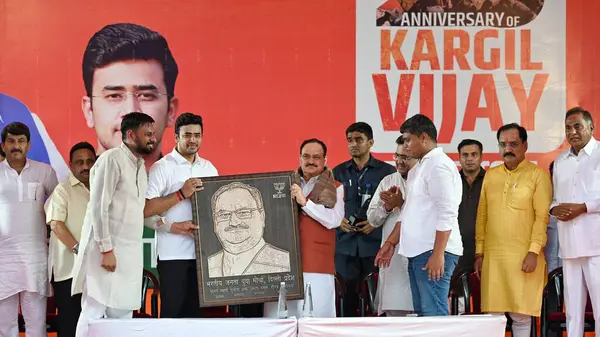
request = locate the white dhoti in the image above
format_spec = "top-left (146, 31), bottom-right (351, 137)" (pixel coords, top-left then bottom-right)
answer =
top-left (563, 256), bottom-right (600, 337)
top-left (264, 272), bottom-right (335, 318)
top-left (375, 252), bottom-right (413, 316)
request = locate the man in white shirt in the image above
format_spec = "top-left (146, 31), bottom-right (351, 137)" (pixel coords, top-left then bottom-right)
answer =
top-left (550, 107), bottom-right (600, 337)
top-left (375, 114), bottom-right (463, 316)
top-left (0, 122), bottom-right (58, 337)
top-left (45, 142), bottom-right (97, 337)
top-left (72, 112), bottom-right (156, 337)
top-left (368, 136), bottom-right (417, 316)
top-left (144, 112), bottom-right (218, 318)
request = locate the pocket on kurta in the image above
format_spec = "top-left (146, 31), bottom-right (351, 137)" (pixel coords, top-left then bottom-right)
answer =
top-left (507, 184), bottom-right (534, 210)
top-left (27, 182), bottom-right (40, 201)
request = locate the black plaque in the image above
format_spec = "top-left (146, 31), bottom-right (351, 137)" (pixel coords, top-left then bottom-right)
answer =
top-left (191, 171), bottom-right (303, 307)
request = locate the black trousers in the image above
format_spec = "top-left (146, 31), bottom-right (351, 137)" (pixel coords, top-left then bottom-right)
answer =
top-left (52, 278), bottom-right (82, 337)
top-left (335, 254), bottom-right (377, 317)
top-left (157, 259), bottom-right (204, 318)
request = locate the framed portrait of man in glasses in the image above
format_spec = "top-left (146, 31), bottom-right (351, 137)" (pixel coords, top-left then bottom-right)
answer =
top-left (191, 171), bottom-right (304, 307)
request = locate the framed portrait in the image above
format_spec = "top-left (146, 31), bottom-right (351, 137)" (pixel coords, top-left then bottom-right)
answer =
top-left (191, 171), bottom-right (304, 307)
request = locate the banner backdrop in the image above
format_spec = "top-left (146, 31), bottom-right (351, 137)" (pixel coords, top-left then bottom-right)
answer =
top-left (2, 0), bottom-right (600, 274)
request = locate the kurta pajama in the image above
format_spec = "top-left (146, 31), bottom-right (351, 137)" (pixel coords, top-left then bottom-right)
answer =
top-left (71, 144), bottom-right (147, 337)
top-left (475, 160), bottom-right (552, 317)
top-left (367, 172), bottom-right (413, 315)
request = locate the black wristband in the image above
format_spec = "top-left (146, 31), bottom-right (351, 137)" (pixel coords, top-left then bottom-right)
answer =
top-left (179, 189), bottom-right (188, 199)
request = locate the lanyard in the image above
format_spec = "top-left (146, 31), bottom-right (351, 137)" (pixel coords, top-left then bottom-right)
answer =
top-left (356, 167), bottom-right (370, 196)
top-left (357, 167), bottom-right (369, 185)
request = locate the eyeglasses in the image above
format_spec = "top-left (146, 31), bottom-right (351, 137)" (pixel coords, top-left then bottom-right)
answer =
top-left (393, 153), bottom-right (412, 161)
top-left (301, 154), bottom-right (324, 161)
top-left (91, 90), bottom-right (168, 107)
top-left (216, 208), bottom-right (262, 222)
top-left (498, 141), bottom-right (521, 149)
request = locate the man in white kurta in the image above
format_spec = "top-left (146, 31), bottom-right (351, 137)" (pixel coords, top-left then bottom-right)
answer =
top-left (367, 136), bottom-right (417, 316)
top-left (0, 122), bottom-right (58, 337)
top-left (550, 108), bottom-right (600, 337)
top-left (72, 113), bottom-right (155, 337)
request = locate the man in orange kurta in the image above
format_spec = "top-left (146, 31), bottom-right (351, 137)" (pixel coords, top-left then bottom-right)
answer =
top-left (474, 123), bottom-right (552, 337)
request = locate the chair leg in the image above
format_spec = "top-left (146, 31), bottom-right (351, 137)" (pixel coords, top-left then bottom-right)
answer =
top-left (359, 297), bottom-right (365, 317)
top-left (451, 295), bottom-right (458, 315)
top-left (530, 317), bottom-right (537, 337)
top-left (540, 317), bottom-right (547, 337)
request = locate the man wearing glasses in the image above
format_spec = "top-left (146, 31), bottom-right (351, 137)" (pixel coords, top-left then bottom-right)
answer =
top-left (367, 136), bottom-right (418, 316)
top-left (206, 182), bottom-right (291, 278)
top-left (81, 23), bottom-right (179, 172)
top-left (474, 123), bottom-right (552, 337)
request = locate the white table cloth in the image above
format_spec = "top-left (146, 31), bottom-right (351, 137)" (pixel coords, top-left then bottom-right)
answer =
top-left (88, 317), bottom-right (298, 337)
top-left (297, 315), bottom-right (507, 337)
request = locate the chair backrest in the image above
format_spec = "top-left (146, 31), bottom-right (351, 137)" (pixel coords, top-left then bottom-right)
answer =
top-left (467, 272), bottom-right (482, 313)
top-left (360, 272), bottom-right (379, 316)
top-left (545, 267), bottom-right (564, 314)
top-left (450, 270), bottom-right (471, 314)
top-left (545, 267), bottom-right (593, 314)
top-left (140, 269), bottom-right (160, 317)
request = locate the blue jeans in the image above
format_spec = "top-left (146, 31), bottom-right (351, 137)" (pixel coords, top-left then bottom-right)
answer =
top-left (407, 250), bottom-right (459, 316)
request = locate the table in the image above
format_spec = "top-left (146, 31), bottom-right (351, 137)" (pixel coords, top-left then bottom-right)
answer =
top-left (297, 315), bottom-right (507, 337)
top-left (88, 317), bottom-right (298, 337)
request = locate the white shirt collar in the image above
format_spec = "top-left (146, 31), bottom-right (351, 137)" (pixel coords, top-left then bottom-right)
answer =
top-left (169, 147), bottom-right (201, 165)
top-left (420, 146), bottom-right (443, 162)
top-left (569, 137), bottom-right (598, 157)
top-left (0, 158), bottom-right (30, 172)
top-left (119, 143), bottom-right (144, 166)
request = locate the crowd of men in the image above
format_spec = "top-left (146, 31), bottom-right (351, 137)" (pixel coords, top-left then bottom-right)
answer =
top-left (0, 20), bottom-right (598, 337)
top-left (2, 106), bottom-right (599, 337)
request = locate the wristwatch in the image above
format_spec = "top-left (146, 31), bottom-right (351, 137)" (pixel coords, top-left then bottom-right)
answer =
top-left (71, 243), bottom-right (79, 254)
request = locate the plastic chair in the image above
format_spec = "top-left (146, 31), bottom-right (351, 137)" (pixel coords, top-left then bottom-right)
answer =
top-left (359, 272), bottom-right (379, 317)
top-left (540, 267), bottom-right (595, 337)
top-left (334, 273), bottom-right (345, 317)
top-left (133, 268), bottom-right (160, 318)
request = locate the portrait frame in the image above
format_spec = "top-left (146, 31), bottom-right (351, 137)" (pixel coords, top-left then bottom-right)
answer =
top-left (191, 171), bottom-right (304, 307)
